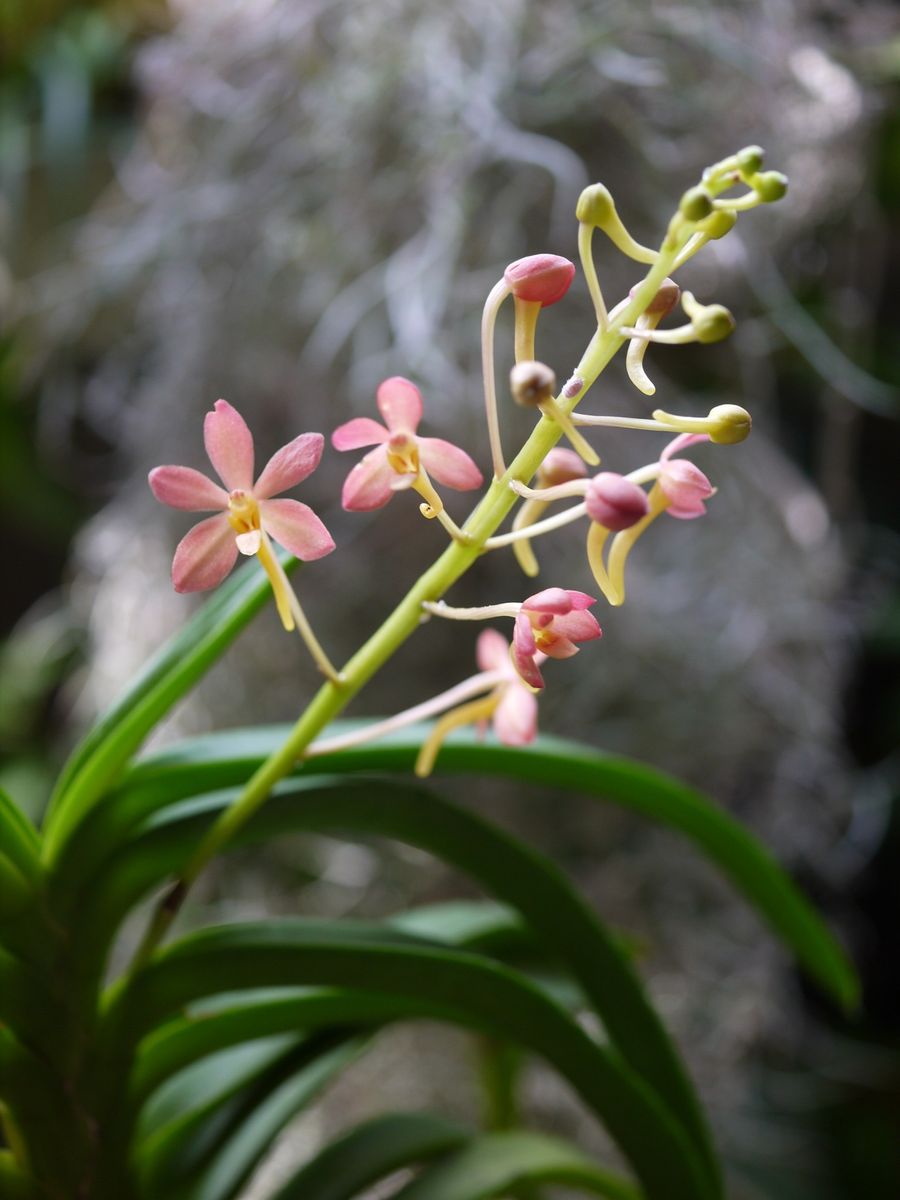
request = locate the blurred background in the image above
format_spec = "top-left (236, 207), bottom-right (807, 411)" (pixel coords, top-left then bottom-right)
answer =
top-left (2, 0), bottom-right (899, 1196)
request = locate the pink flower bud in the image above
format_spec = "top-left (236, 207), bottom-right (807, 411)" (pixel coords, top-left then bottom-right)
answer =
top-left (585, 472), bottom-right (650, 531)
top-left (504, 254), bottom-right (576, 307)
top-left (658, 458), bottom-right (714, 519)
top-left (538, 448), bottom-right (588, 487)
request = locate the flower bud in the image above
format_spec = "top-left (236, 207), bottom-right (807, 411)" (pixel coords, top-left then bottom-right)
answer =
top-left (707, 403), bottom-right (751, 445)
top-left (752, 170), bottom-right (788, 202)
top-left (509, 361), bottom-right (556, 407)
top-left (681, 292), bottom-right (735, 344)
top-left (504, 254), bottom-right (575, 307)
top-left (697, 209), bottom-right (737, 240)
top-left (538, 448), bottom-right (588, 487)
top-left (736, 145), bottom-right (764, 178)
top-left (585, 472), bottom-right (650, 531)
top-left (679, 186), bottom-right (714, 222)
top-left (631, 277), bottom-right (680, 318)
top-left (576, 182), bottom-right (616, 227)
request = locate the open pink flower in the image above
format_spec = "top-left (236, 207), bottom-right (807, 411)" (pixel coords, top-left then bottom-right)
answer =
top-left (658, 433), bottom-right (715, 519)
top-left (332, 376), bottom-right (483, 512)
top-left (512, 588), bottom-right (601, 689)
top-left (149, 399), bottom-right (334, 593)
top-left (476, 628), bottom-right (539, 746)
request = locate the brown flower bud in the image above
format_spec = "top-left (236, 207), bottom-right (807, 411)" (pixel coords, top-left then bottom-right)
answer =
top-left (510, 361), bottom-right (557, 407)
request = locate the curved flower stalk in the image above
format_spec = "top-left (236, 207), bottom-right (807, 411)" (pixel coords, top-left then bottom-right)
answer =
top-left (481, 254), bottom-right (576, 478)
top-left (509, 361), bottom-right (599, 467)
top-left (511, 449), bottom-right (587, 577)
top-left (149, 399), bottom-right (340, 681)
top-left (333, 376), bottom-right (482, 541)
top-left (424, 587), bottom-right (601, 689)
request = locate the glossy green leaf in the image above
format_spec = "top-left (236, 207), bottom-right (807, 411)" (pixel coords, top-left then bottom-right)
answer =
top-left (42, 555), bottom-right (298, 861)
top-left (84, 777), bottom-right (715, 1185)
top-left (103, 921), bottom-right (716, 1200)
top-left (116, 723), bottom-right (858, 1010)
top-left (392, 1130), bottom-right (640, 1200)
top-left (265, 1111), bottom-right (472, 1200)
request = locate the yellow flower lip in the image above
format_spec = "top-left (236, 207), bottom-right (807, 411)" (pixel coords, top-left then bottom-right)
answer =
top-left (386, 431), bottom-right (420, 475)
top-left (226, 489), bottom-right (260, 534)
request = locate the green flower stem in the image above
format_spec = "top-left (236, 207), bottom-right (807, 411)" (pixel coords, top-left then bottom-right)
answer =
top-left (128, 228), bottom-right (690, 974)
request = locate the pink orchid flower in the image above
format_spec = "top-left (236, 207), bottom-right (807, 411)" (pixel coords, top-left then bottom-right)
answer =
top-left (149, 399), bottom-right (334, 593)
top-left (332, 376), bottom-right (483, 512)
top-left (476, 628), bottom-right (540, 746)
top-left (658, 433), bottom-right (715, 519)
top-left (512, 588), bottom-right (601, 689)
top-left (585, 471), bottom-right (651, 531)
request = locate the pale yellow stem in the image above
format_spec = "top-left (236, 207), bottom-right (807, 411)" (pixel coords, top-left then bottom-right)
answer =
top-left (578, 222), bottom-right (608, 329)
top-left (538, 398), bottom-right (600, 466)
top-left (513, 297), bottom-right (541, 364)
top-left (415, 694), bottom-right (501, 777)
top-left (625, 312), bottom-right (663, 396)
top-left (258, 532), bottom-right (343, 684)
top-left (413, 470), bottom-right (472, 543)
top-left (511, 498), bottom-right (547, 577)
top-left (604, 482), bottom-right (670, 607)
top-left (585, 521), bottom-right (616, 605)
top-left (481, 279), bottom-right (512, 478)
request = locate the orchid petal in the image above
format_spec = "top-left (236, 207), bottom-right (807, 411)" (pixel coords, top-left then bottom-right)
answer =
top-left (666, 499), bottom-right (709, 520)
top-left (332, 418), bottom-right (390, 452)
top-left (512, 615), bottom-right (544, 689)
top-left (171, 514), bottom-right (238, 593)
top-left (204, 399), bottom-right (255, 491)
top-left (523, 587), bottom-right (594, 615)
top-left (476, 628), bottom-right (510, 673)
top-left (376, 376), bottom-right (423, 433)
top-left (254, 433), bottom-right (324, 499)
top-left (493, 684), bottom-right (539, 745)
top-left (259, 498), bottom-right (335, 561)
top-left (418, 438), bottom-right (484, 491)
top-left (149, 466), bottom-right (228, 512)
top-left (340, 444), bottom-right (395, 511)
top-left (552, 609), bottom-right (602, 642)
top-left (660, 432), bottom-right (710, 461)
top-left (541, 636), bottom-right (580, 660)
top-left (236, 530), bottom-right (262, 555)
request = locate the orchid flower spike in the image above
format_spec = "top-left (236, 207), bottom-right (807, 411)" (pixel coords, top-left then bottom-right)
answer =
top-left (511, 449), bottom-right (588, 578)
top-left (423, 587), bottom-right (601, 690)
top-left (332, 376), bottom-right (482, 541)
top-left (149, 399), bottom-right (341, 681)
top-left (481, 253), bottom-right (575, 478)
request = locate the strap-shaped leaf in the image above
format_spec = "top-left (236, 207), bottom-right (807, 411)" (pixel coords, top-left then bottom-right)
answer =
top-left (0, 1152), bottom-right (39, 1200)
top-left (42, 555), bottom-right (297, 861)
top-left (103, 922), bottom-right (716, 1200)
top-left (139, 1033), bottom-right (363, 1200)
top-left (84, 778), bottom-right (716, 1185)
top-left (264, 1111), bottom-right (474, 1200)
top-left (113, 724), bottom-right (857, 1010)
top-left (392, 1130), bottom-right (640, 1200)
top-left (0, 790), bottom-right (40, 884)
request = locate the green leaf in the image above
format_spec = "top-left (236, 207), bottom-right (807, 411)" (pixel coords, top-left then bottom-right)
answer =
top-left (42, 555), bottom-right (298, 861)
top-left (0, 1152), bottom-right (39, 1200)
top-left (85, 777), bottom-right (716, 1186)
top-left (0, 790), bottom-right (40, 884)
top-left (392, 1130), bottom-right (641, 1200)
top-left (103, 921), bottom-right (716, 1200)
top-left (139, 1033), bottom-right (363, 1200)
top-left (116, 724), bottom-right (858, 1011)
top-left (265, 1111), bottom-right (472, 1200)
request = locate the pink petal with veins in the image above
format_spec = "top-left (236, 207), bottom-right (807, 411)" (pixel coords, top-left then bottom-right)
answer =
top-left (418, 438), bottom-right (483, 491)
top-left (332, 418), bottom-right (389, 452)
top-left (254, 433), bottom-right (324, 498)
top-left (149, 466), bottom-right (228, 511)
top-left (340, 444), bottom-right (396, 511)
top-left (660, 432), bottom-right (710, 461)
top-left (376, 377), bottom-right (423, 433)
top-left (171, 514), bottom-right (238, 593)
top-left (493, 684), bottom-right (538, 746)
top-left (476, 628), bottom-right (510, 673)
top-left (204, 400), bottom-right (255, 491)
top-left (260, 499), bottom-right (335, 561)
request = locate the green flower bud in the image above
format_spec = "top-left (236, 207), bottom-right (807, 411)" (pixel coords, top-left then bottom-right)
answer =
top-left (576, 183), bottom-right (616, 227)
top-left (707, 404), bottom-right (751, 444)
top-left (682, 291), bottom-right (735, 343)
top-left (697, 208), bottom-right (737, 240)
top-left (736, 145), bottom-right (764, 178)
top-left (752, 171), bottom-right (788, 202)
top-left (679, 186), bottom-right (714, 222)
